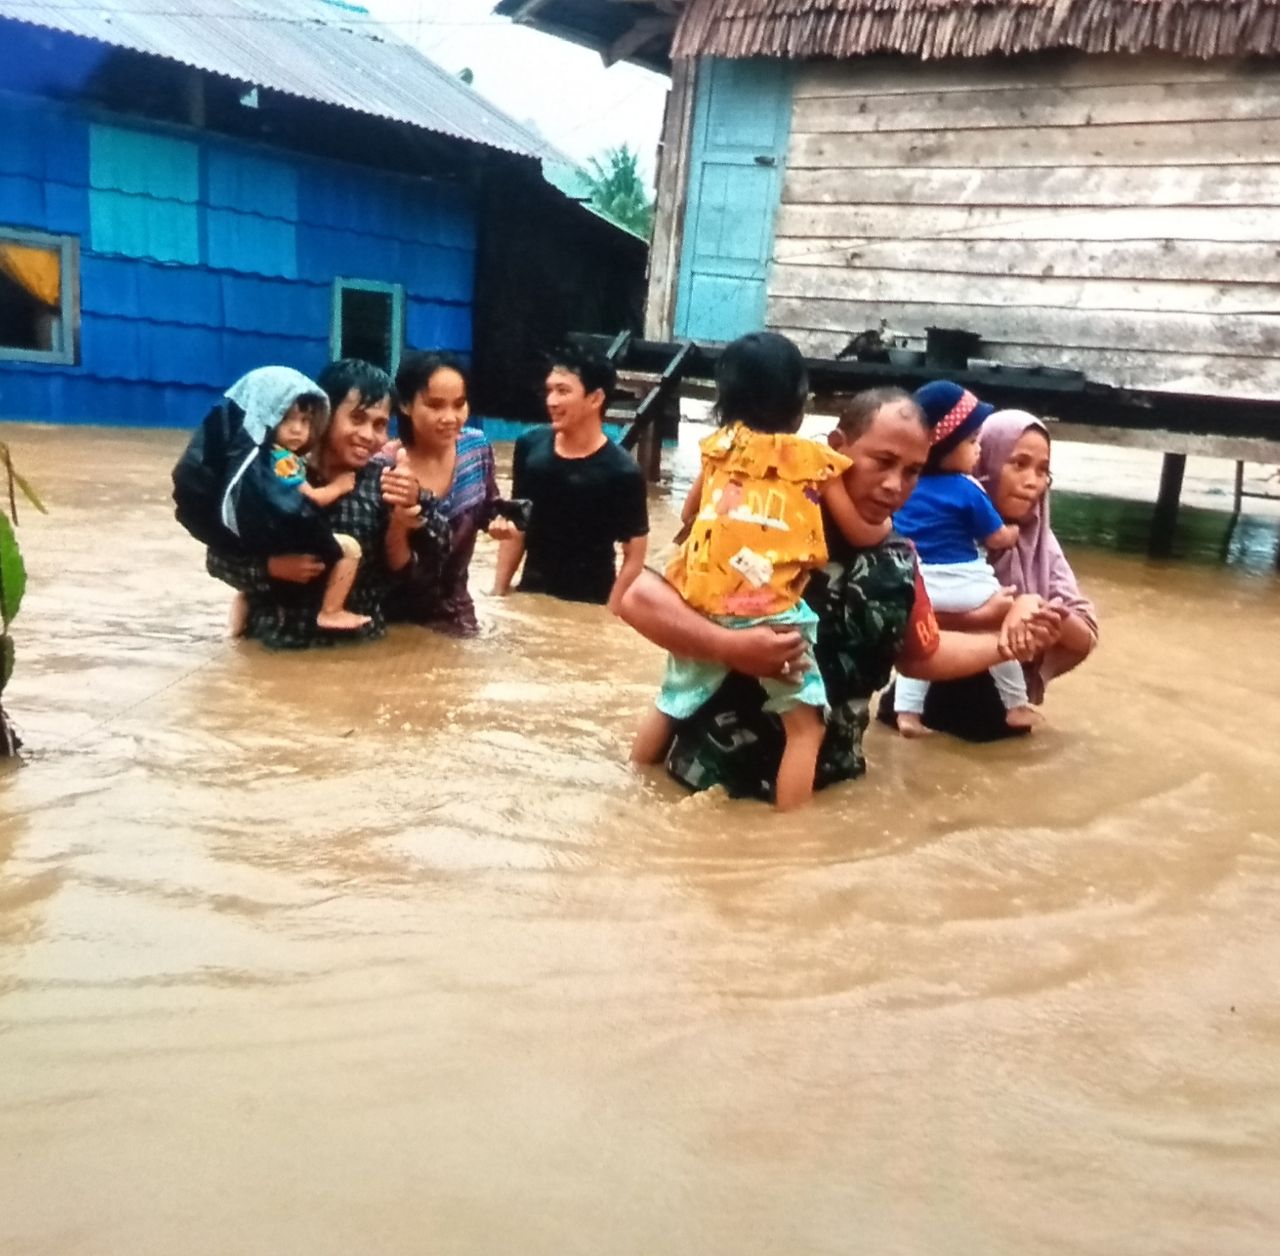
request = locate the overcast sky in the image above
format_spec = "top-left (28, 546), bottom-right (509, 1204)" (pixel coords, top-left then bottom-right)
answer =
top-left (361, 0), bottom-right (670, 181)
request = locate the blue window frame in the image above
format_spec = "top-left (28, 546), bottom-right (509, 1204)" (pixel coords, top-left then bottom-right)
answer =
top-left (330, 278), bottom-right (405, 375)
top-left (0, 226), bottom-right (80, 366)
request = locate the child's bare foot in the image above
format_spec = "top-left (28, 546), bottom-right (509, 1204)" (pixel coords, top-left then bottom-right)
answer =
top-left (227, 593), bottom-right (249, 638)
top-left (896, 712), bottom-right (932, 738)
top-left (1005, 705), bottom-right (1043, 731)
top-left (316, 610), bottom-right (372, 632)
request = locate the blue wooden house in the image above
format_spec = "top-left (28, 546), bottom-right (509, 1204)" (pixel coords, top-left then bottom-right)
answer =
top-left (0, 0), bottom-right (646, 426)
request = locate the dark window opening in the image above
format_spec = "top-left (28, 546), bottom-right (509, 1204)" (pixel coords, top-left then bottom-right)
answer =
top-left (0, 230), bottom-right (78, 365)
top-left (332, 280), bottom-right (403, 374)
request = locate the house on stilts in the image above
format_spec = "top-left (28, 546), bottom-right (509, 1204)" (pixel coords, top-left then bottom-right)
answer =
top-left (499, 0), bottom-right (1280, 545)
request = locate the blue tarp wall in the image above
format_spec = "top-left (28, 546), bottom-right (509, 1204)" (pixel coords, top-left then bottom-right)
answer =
top-left (0, 78), bottom-right (476, 426)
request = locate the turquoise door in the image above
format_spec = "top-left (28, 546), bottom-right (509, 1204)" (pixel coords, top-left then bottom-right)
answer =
top-left (674, 58), bottom-right (794, 343)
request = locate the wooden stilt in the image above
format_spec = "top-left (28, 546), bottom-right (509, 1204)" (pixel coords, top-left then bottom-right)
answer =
top-left (636, 421), bottom-right (662, 483)
top-left (1221, 459), bottom-right (1246, 560)
top-left (1149, 452), bottom-right (1186, 558)
top-left (619, 339), bottom-right (694, 484)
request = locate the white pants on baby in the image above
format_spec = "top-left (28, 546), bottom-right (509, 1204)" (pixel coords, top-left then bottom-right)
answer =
top-left (895, 558), bottom-right (1029, 715)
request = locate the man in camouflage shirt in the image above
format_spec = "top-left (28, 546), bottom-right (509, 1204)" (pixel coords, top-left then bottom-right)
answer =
top-left (621, 389), bottom-right (1025, 802)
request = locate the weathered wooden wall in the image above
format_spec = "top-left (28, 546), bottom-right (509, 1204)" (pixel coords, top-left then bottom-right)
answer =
top-left (645, 56), bottom-right (697, 341)
top-left (769, 53), bottom-right (1280, 398)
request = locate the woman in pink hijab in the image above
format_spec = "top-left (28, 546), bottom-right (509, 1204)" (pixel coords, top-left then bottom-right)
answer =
top-left (879, 408), bottom-right (1098, 740)
top-left (978, 410), bottom-right (1099, 702)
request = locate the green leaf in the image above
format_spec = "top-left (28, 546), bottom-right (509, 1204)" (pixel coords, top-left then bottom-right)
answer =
top-left (0, 443), bottom-right (48, 517)
top-left (0, 511), bottom-right (26, 627)
top-left (0, 633), bottom-right (12, 693)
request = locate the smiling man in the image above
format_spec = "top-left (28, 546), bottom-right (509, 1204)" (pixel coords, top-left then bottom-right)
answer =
top-left (493, 345), bottom-right (649, 611)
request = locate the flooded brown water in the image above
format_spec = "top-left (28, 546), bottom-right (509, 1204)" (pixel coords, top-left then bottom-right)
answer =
top-left (2, 423), bottom-right (1279, 1256)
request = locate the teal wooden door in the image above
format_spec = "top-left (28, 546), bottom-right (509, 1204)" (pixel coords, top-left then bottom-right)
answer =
top-left (674, 58), bottom-right (794, 342)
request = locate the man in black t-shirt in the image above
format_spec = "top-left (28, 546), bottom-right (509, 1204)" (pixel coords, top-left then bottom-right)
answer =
top-left (492, 346), bottom-right (648, 609)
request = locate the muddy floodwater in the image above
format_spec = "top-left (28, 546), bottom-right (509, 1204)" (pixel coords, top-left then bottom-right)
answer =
top-left (2, 423), bottom-right (1279, 1256)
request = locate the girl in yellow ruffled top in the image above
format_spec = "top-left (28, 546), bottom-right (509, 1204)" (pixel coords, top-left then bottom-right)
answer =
top-left (631, 332), bottom-right (890, 809)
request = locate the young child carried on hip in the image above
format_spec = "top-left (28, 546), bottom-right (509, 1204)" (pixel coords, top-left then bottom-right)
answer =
top-left (218, 367), bottom-right (368, 636)
top-left (630, 332), bottom-right (891, 810)
top-left (891, 380), bottom-right (1037, 736)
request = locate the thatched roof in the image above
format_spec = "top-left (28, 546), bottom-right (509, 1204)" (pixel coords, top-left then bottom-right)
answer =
top-left (671, 0), bottom-right (1280, 61)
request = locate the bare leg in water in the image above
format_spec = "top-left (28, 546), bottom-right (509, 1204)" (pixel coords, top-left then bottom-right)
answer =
top-left (228, 592), bottom-right (249, 638)
top-left (315, 534), bottom-right (371, 632)
top-left (631, 705), bottom-right (676, 765)
top-left (775, 704), bottom-right (824, 811)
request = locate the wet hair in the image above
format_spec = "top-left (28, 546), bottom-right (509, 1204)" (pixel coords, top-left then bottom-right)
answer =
top-left (394, 351), bottom-right (469, 446)
top-left (714, 332), bottom-right (808, 435)
top-left (837, 388), bottom-right (927, 441)
top-left (274, 392), bottom-right (327, 452)
top-left (546, 344), bottom-right (617, 407)
top-left (316, 358), bottom-right (393, 416)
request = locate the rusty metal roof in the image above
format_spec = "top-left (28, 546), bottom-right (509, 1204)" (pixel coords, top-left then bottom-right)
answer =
top-left (0, 0), bottom-right (553, 157)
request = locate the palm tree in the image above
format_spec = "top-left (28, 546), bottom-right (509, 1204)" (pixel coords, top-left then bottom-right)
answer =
top-left (584, 145), bottom-right (655, 239)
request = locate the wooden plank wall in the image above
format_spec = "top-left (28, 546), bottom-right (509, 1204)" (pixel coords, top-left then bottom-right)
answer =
top-left (645, 56), bottom-right (697, 340)
top-left (769, 54), bottom-right (1280, 398)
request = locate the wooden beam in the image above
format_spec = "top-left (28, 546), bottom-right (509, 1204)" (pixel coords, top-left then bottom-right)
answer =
top-left (1043, 423), bottom-right (1280, 464)
top-left (571, 331), bottom-right (1280, 442)
top-left (603, 15), bottom-right (675, 67)
top-left (184, 69), bottom-right (206, 128)
top-left (509, 0), bottom-right (552, 21)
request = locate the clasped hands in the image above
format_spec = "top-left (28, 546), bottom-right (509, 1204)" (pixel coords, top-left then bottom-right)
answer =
top-left (997, 593), bottom-right (1065, 662)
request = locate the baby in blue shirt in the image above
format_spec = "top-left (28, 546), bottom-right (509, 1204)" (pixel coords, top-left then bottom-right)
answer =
top-left (893, 382), bottom-right (1036, 736)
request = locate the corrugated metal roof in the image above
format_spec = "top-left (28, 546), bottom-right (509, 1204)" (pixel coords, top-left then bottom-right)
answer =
top-left (0, 0), bottom-right (552, 157)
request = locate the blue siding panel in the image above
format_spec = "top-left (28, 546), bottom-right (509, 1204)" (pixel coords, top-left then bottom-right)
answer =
top-left (81, 256), bottom-right (142, 319)
top-left (43, 119), bottom-right (90, 186)
top-left (89, 124), bottom-right (201, 263)
top-left (407, 300), bottom-right (471, 353)
top-left (220, 275), bottom-right (328, 336)
top-left (296, 225), bottom-right (405, 284)
top-left (3, 175), bottom-right (45, 230)
top-left (206, 148), bottom-right (298, 220)
top-left (90, 188), bottom-right (201, 264)
top-left (436, 196), bottom-right (477, 251)
top-left (80, 314), bottom-right (146, 381)
top-left (220, 330), bottom-right (328, 385)
top-left (43, 180), bottom-right (90, 236)
top-left (89, 124), bottom-right (200, 202)
top-left (406, 244), bottom-right (473, 304)
top-left (139, 323), bottom-right (221, 387)
top-left (136, 263), bottom-right (223, 328)
top-left (0, 104), bottom-right (45, 179)
top-left (206, 207), bottom-right (298, 279)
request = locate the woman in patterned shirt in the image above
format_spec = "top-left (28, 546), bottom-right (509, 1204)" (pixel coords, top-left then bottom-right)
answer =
top-left (381, 352), bottom-right (524, 636)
